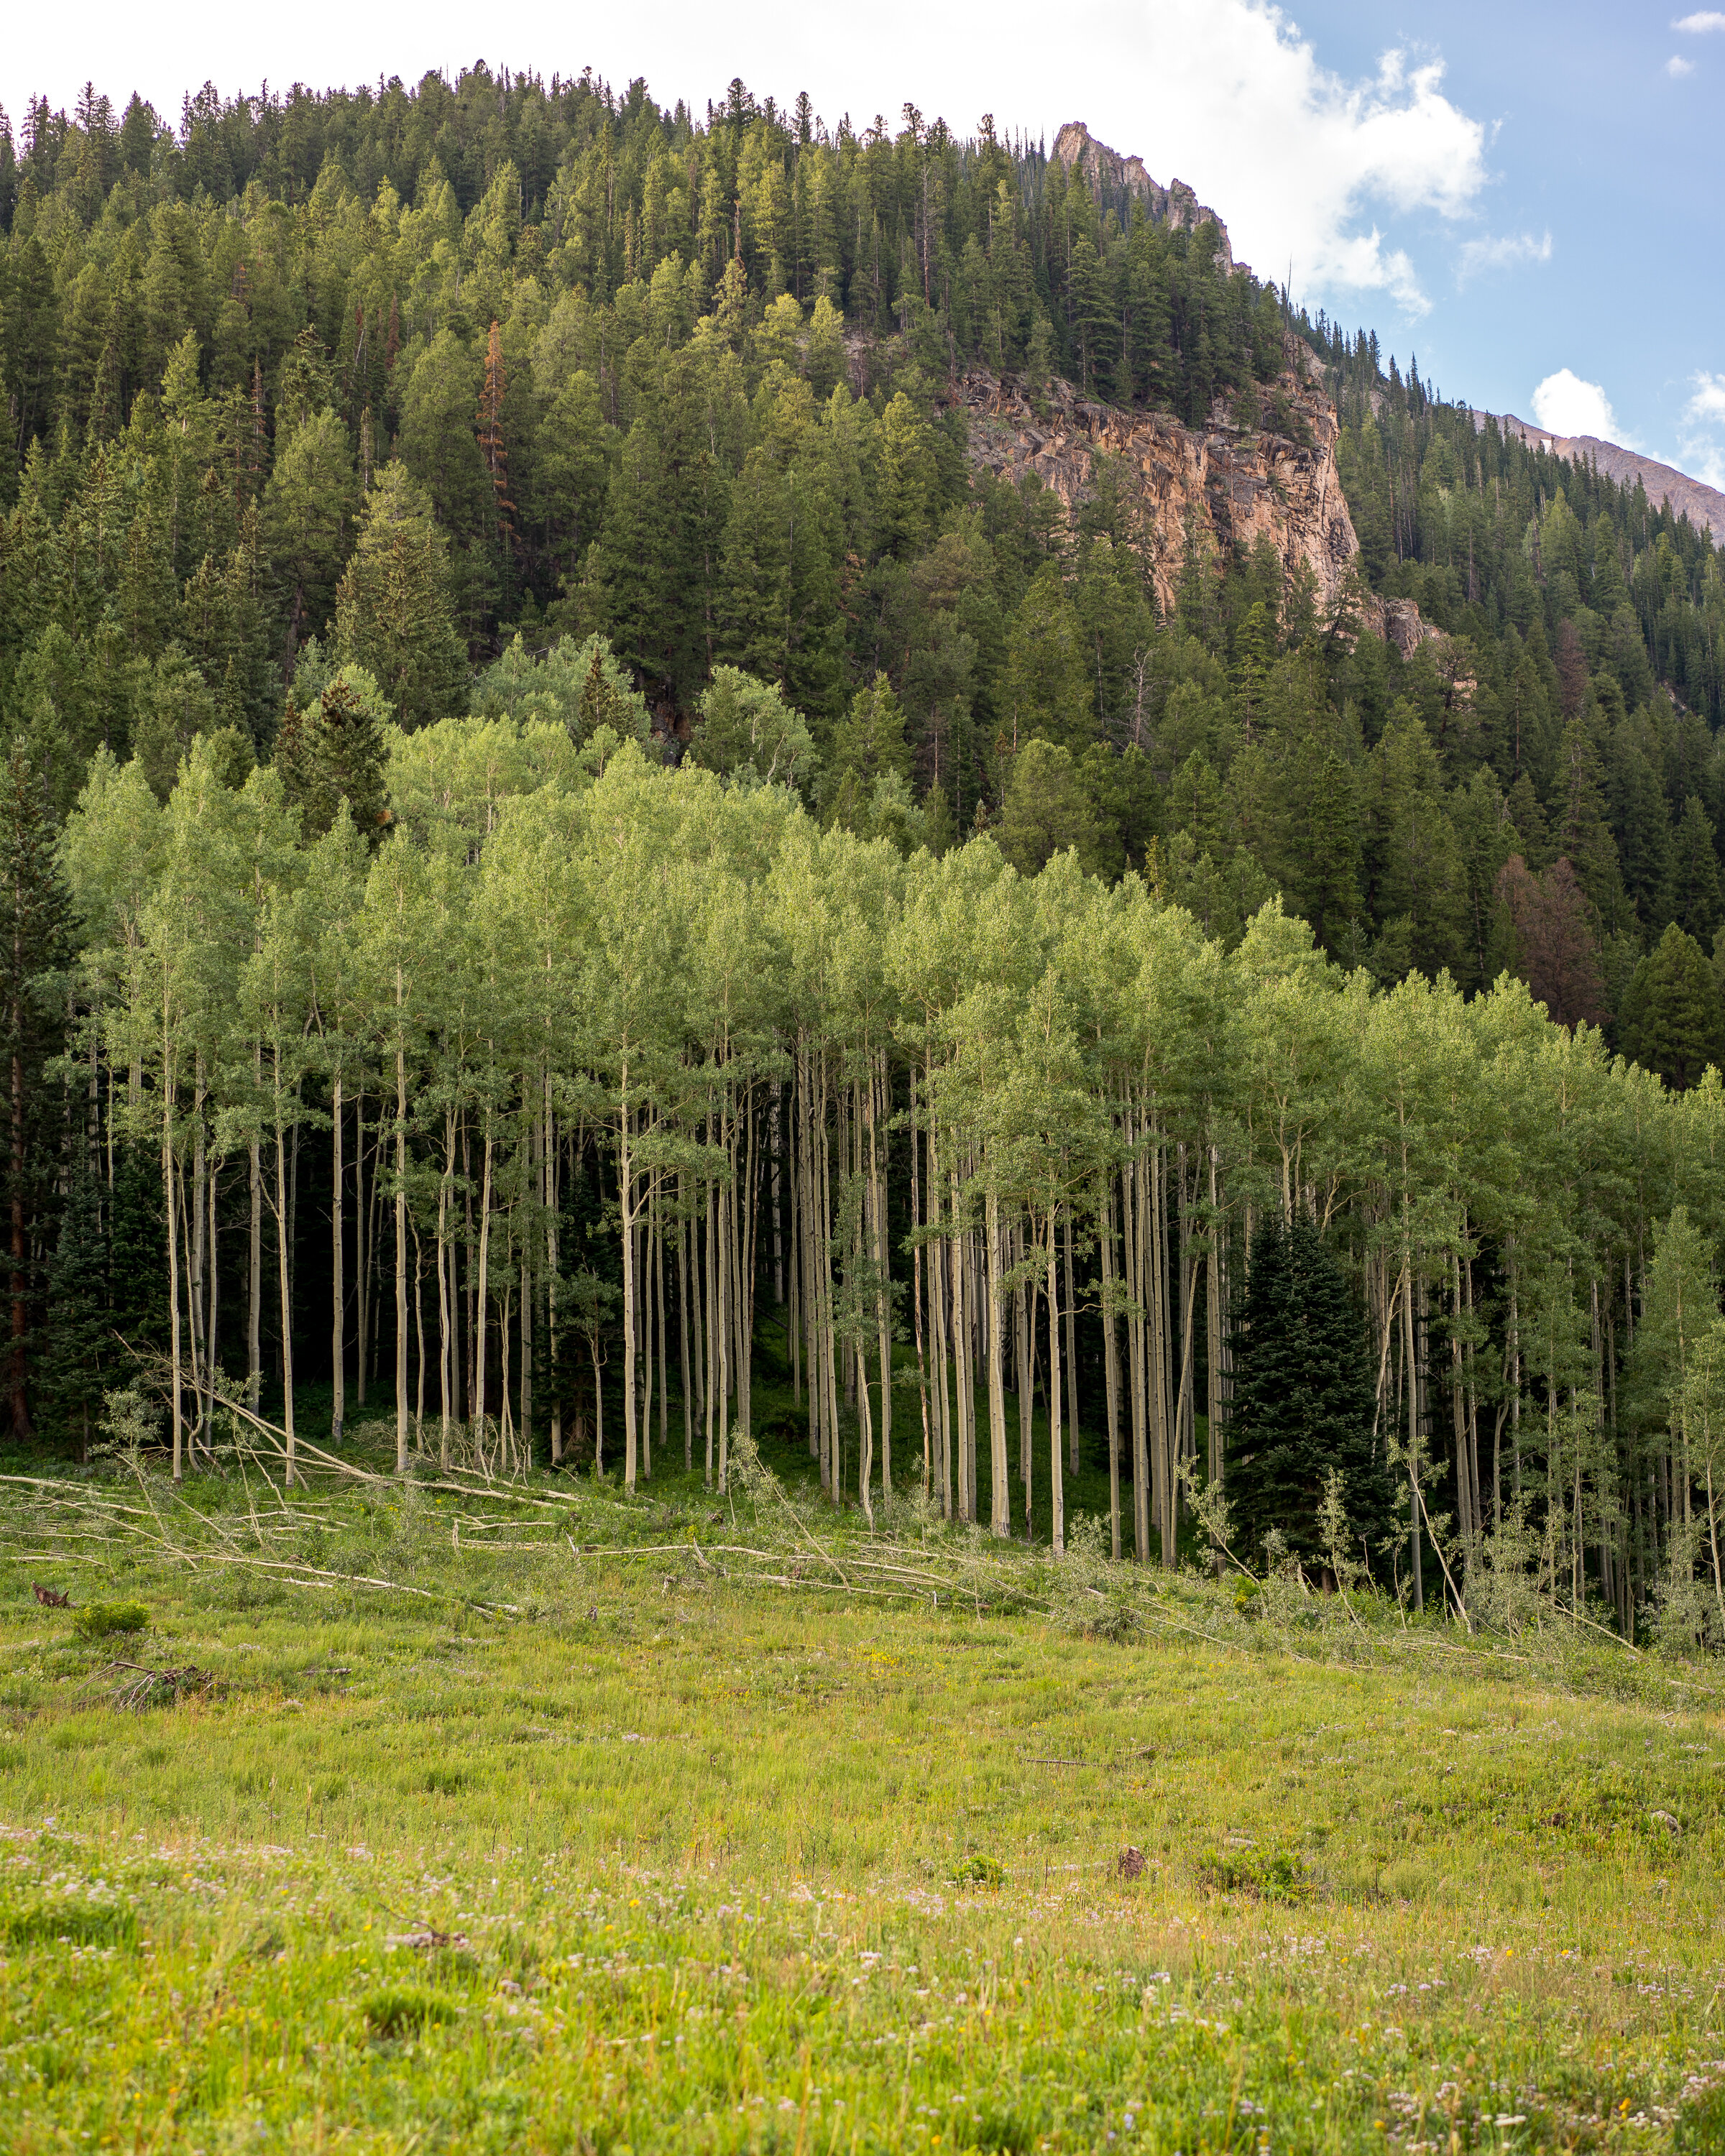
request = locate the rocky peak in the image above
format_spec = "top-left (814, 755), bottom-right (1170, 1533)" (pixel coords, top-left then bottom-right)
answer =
top-left (1051, 121), bottom-right (1236, 272)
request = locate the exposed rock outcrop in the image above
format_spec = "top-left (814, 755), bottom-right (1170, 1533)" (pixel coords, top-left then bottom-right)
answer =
top-left (1051, 122), bottom-right (1236, 272)
top-left (945, 339), bottom-right (1430, 655)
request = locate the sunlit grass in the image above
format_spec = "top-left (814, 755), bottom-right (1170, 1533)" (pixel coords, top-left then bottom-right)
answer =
top-left (0, 1438), bottom-right (1719, 2150)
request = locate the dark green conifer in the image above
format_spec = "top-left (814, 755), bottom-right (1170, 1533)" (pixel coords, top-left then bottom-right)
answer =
top-left (1225, 1210), bottom-right (1397, 1568)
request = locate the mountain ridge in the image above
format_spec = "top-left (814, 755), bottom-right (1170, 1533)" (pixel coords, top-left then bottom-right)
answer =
top-left (1471, 410), bottom-right (1725, 545)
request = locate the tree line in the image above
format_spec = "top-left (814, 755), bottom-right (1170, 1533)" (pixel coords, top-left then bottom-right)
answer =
top-left (12, 722), bottom-right (1725, 1647)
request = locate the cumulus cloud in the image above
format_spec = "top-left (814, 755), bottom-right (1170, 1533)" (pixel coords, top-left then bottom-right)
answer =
top-left (1685, 373), bottom-right (1725, 424)
top-left (1673, 10), bottom-right (1725, 28)
top-left (1093, 0), bottom-right (1489, 315)
top-left (1668, 52), bottom-right (1697, 73)
top-left (1457, 229), bottom-right (1552, 282)
top-left (1531, 369), bottom-right (1625, 442)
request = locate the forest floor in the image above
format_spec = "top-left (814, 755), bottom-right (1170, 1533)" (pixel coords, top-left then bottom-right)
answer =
top-left (0, 1416), bottom-right (1719, 2152)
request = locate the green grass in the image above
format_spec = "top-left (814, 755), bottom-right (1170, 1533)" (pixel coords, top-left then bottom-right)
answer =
top-left (0, 1431), bottom-right (1719, 2151)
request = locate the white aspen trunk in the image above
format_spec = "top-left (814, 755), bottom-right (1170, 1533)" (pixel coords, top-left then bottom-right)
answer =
top-left (1063, 1205), bottom-right (1079, 1475)
top-left (1403, 1253), bottom-right (1423, 1611)
top-left (703, 1174), bottom-right (717, 1486)
top-left (620, 1079), bottom-right (640, 1494)
top-left (1014, 1220), bottom-right (1033, 1508)
top-left (1152, 1138), bottom-right (1176, 1566)
top-left (520, 1250), bottom-right (532, 1468)
top-left (1046, 1210), bottom-right (1064, 1554)
top-left (395, 1019), bottom-right (408, 1475)
top-left (771, 1078), bottom-right (783, 1305)
top-left (1096, 1184), bottom-right (1120, 1564)
top-left (275, 1090), bottom-right (295, 1488)
top-left (950, 1205), bottom-right (965, 1522)
top-left (640, 1192), bottom-right (653, 1479)
top-left (678, 1199), bottom-right (694, 1473)
top-left (716, 1164), bottom-right (732, 1493)
top-left (909, 1066), bottom-right (932, 1502)
top-left (985, 1184), bottom-right (1011, 1537)
top-left (165, 1096), bottom-right (182, 1481)
top-left (190, 1067), bottom-right (206, 1443)
top-left (1121, 1136), bottom-right (1148, 1562)
top-left (656, 1195), bottom-right (668, 1461)
top-left (475, 1115), bottom-right (494, 1437)
top-left (248, 1104), bottom-right (262, 1414)
top-left (330, 1073), bottom-right (344, 1442)
top-left (869, 1055), bottom-right (892, 1494)
top-left (1206, 1150), bottom-right (1226, 1497)
top-left (546, 1077), bottom-right (561, 1465)
top-left (413, 1217), bottom-right (426, 1443)
top-left (438, 1110), bottom-right (454, 1470)
top-left (205, 1163), bottom-right (218, 1452)
top-left (355, 1089), bottom-right (369, 1406)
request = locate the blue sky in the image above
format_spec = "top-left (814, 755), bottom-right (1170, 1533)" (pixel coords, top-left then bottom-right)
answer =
top-left (8, 1), bottom-right (1721, 481)
top-left (1257, 1), bottom-right (1725, 476)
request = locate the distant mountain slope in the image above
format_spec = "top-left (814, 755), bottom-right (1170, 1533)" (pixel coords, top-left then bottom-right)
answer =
top-left (1473, 410), bottom-right (1725, 544)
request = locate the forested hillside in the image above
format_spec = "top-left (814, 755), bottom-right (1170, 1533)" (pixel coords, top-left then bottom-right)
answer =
top-left (4, 65), bottom-right (1725, 1641)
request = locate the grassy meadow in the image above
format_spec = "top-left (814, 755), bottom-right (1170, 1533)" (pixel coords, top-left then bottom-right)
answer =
top-left (0, 1422), bottom-right (1720, 2153)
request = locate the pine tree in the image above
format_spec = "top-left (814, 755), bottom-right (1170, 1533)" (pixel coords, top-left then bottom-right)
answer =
top-left (275, 671), bottom-right (392, 845)
top-left (1225, 1210), bottom-right (1397, 1568)
top-left (41, 1160), bottom-right (108, 1458)
top-left (332, 462), bottom-right (466, 731)
top-left (1618, 923), bottom-right (1725, 1090)
top-left (0, 745), bottom-right (72, 1438)
top-left (1663, 794), bottom-right (1724, 947)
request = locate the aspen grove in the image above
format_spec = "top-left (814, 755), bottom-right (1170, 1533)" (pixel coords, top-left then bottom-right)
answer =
top-left (48, 714), bottom-right (1725, 1644)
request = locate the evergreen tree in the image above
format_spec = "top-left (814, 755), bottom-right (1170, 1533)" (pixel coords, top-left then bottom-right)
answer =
top-left (1225, 1210), bottom-right (1397, 1568)
top-left (1618, 923), bottom-right (1725, 1090)
top-left (1663, 793), bottom-right (1724, 947)
top-left (275, 670), bottom-right (392, 844)
top-left (40, 1160), bottom-right (109, 1458)
top-left (0, 746), bottom-right (72, 1438)
top-left (332, 462), bottom-right (467, 730)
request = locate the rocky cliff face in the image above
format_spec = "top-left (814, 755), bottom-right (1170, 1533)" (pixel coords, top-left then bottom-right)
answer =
top-left (947, 338), bottom-right (1430, 655)
top-left (1050, 122), bottom-right (1236, 272)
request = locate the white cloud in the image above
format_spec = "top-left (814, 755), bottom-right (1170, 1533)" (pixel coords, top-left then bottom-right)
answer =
top-left (1531, 368), bottom-right (1625, 442)
top-left (1678, 376), bottom-right (1725, 487)
top-left (1685, 373), bottom-right (1725, 425)
top-left (1106, 2), bottom-right (1489, 315)
top-left (1457, 229), bottom-right (1552, 282)
top-left (1668, 52), bottom-right (1698, 73)
top-left (0, 0), bottom-right (1491, 323)
top-left (1673, 10), bottom-right (1725, 28)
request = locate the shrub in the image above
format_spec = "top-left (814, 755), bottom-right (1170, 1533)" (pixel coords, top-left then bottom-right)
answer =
top-left (360, 1986), bottom-right (458, 2038)
top-left (72, 1603), bottom-right (148, 1641)
top-left (949, 1853), bottom-right (1004, 1887)
top-left (1195, 1844), bottom-right (1308, 1902)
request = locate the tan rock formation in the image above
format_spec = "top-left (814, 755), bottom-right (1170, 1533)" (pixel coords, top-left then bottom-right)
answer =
top-left (946, 338), bottom-right (1430, 653)
top-left (1050, 121), bottom-right (1236, 272)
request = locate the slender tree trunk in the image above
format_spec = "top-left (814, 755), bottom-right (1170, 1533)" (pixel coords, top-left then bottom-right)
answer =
top-left (620, 1079), bottom-right (640, 1493)
top-left (1046, 1210), bottom-right (1064, 1555)
top-left (331, 1073), bottom-right (344, 1442)
top-left (1102, 1184), bottom-right (1121, 1561)
top-left (394, 1015), bottom-right (408, 1475)
top-left (475, 1113), bottom-right (494, 1436)
top-left (1063, 1204), bottom-right (1079, 1475)
top-left (985, 1184), bottom-right (1011, 1536)
top-left (275, 1091), bottom-right (295, 1487)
